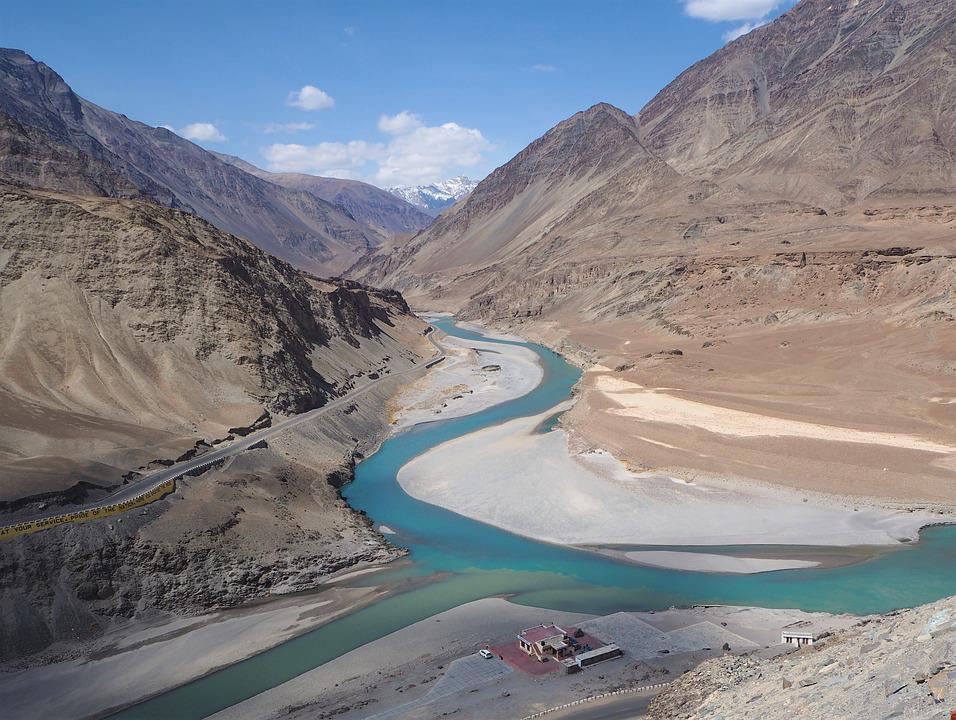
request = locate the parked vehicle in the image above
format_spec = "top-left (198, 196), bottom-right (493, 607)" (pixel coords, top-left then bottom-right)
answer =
top-left (478, 649), bottom-right (493, 659)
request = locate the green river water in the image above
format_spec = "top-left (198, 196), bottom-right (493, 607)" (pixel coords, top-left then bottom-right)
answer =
top-left (113, 318), bottom-right (956, 719)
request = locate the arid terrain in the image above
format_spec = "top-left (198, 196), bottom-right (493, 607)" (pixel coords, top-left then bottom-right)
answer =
top-left (0, 181), bottom-right (433, 664)
top-left (0, 48), bottom-right (434, 275)
top-left (650, 595), bottom-right (956, 720)
top-left (2, 1), bottom-right (956, 718)
top-left (356, 0), bottom-right (956, 506)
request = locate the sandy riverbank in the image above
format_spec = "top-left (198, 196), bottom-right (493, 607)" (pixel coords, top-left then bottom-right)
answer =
top-left (208, 597), bottom-right (851, 720)
top-left (387, 325), bottom-right (543, 428)
top-left (0, 574), bottom-right (392, 720)
top-left (615, 551), bottom-right (820, 574)
top-left (544, 319), bottom-right (956, 506)
top-left (397, 402), bottom-right (942, 560)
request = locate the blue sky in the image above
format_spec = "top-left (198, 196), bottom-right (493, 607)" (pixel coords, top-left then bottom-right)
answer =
top-left (1, 0), bottom-right (793, 187)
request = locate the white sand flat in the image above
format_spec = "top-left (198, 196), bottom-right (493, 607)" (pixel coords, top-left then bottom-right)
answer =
top-left (398, 404), bottom-right (939, 548)
top-left (391, 331), bottom-right (543, 428)
top-left (621, 550), bottom-right (820, 574)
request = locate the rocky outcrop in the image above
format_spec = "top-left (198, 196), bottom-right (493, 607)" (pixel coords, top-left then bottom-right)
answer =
top-left (0, 111), bottom-right (146, 199)
top-left (0, 442), bottom-right (402, 665)
top-left (649, 596), bottom-right (956, 719)
top-left (0, 185), bottom-right (416, 425)
top-left (0, 181), bottom-right (433, 512)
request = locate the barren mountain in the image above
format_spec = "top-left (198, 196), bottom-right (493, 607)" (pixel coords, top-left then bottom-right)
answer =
top-left (0, 48), bottom-right (381, 275)
top-left (0, 183), bottom-right (430, 659)
top-left (212, 152), bottom-right (433, 237)
top-left (637, 0), bottom-right (956, 205)
top-left (354, 0), bottom-right (956, 503)
top-left (0, 111), bottom-right (145, 199)
top-left (0, 182), bottom-right (425, 503)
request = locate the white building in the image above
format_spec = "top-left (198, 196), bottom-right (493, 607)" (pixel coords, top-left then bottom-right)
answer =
top-left (781, 631), bottom-right (818, 647)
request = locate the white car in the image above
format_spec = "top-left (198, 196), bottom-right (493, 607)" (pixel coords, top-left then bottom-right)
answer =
top-left (478, 649), bottom-right (494, 659)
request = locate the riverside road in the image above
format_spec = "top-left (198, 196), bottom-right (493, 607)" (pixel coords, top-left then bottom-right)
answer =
top-left (0, 335), bottom-right (443, 537)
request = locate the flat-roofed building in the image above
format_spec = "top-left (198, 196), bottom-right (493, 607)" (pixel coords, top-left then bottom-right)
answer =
top-left (517, 624), bottom-right (573, 659)
top-left (574, 643), bottom-right (623, 668)
top-left (781, 631), bottom-right (818, 647)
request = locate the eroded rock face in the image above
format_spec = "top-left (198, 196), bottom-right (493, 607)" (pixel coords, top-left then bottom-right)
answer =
top-left (0, 185), bottom-right (412, 422)
top-left (0, 459), bottom-right (401, 665)
top-left (637, 0), bottom-right (956, 202)
top-left (649, 597), bottom-right (956, 720)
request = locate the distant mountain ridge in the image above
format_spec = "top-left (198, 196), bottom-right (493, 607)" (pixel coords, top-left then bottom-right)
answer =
top-left (0, 48), bottom-right (383, 275)
top-left (388, 176), bottom-right (478, 216)
top-left (211, 152), bottom-right (433, 238)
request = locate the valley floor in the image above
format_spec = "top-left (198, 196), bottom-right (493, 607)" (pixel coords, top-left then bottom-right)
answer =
top-left (398, 400), bottom-right (943, 563)
top-left (206, 598), bottom-right (851, 720)
top-left (387, 316), bottom-right (543, 429)
top-left (524, 316), bottom-right (956, 506)
top-left (7, 316), bottom-right (955, 720)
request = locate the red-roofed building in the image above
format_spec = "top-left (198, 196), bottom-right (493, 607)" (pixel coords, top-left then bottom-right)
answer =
top-left (517, 624), bottom-right (572, 659)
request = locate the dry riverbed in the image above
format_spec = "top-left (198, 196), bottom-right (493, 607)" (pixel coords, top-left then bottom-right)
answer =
top-left (387, 325), bottom-right (542, 428)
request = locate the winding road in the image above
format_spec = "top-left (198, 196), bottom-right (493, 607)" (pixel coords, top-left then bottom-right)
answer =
top-left (0, 333), bottom-right (443, 538)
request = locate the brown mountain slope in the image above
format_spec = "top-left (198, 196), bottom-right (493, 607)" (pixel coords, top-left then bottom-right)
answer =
top-left (0, 111), bottom-right (146, 199)
top-left (212, 152), bottom-right (434, 238)
top-left (0, 48), bottom-right (380, 275)
top-left (351, 102), bottom-right (695, 285)
top-left (356, 0), bottom-right (956, 300)
top-left (0, 183), bottom-right (426, 503)
top-left (636, 0), bottom-right (956, 205)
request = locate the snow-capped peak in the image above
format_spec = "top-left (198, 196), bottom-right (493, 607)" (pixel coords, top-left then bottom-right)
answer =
top-left (388, 176), bottom-right (478, 216)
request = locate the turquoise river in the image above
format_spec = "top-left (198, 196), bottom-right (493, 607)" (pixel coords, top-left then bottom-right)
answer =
top-left (114, 318), bottom-right (956, 719)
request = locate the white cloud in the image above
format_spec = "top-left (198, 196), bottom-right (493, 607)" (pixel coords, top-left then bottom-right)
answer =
top-left (261, 121), bottom-right (315, 134)
top-left (263, 140), bottom-right (384, 172)
top-left (344, 25), bottom-right (356, 36)
top-left (377, 111), bottom-right (423, 135)
top-left (682, 0), bottom-right (780, 21)
top-left (722, 19), bottom-right (767, 41)
top-left (287, 85), bottom-right (335, 111)
top-left (682, 0), bottom-right (783, 43)
top-left (375, 122), bottom-right (490, 186)
top-left (532, 63), bottom-right (557, 72)
top-left (179, 122), bottom-right (226, 142)
top-left (262, 115), bottom-right (491, 187)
